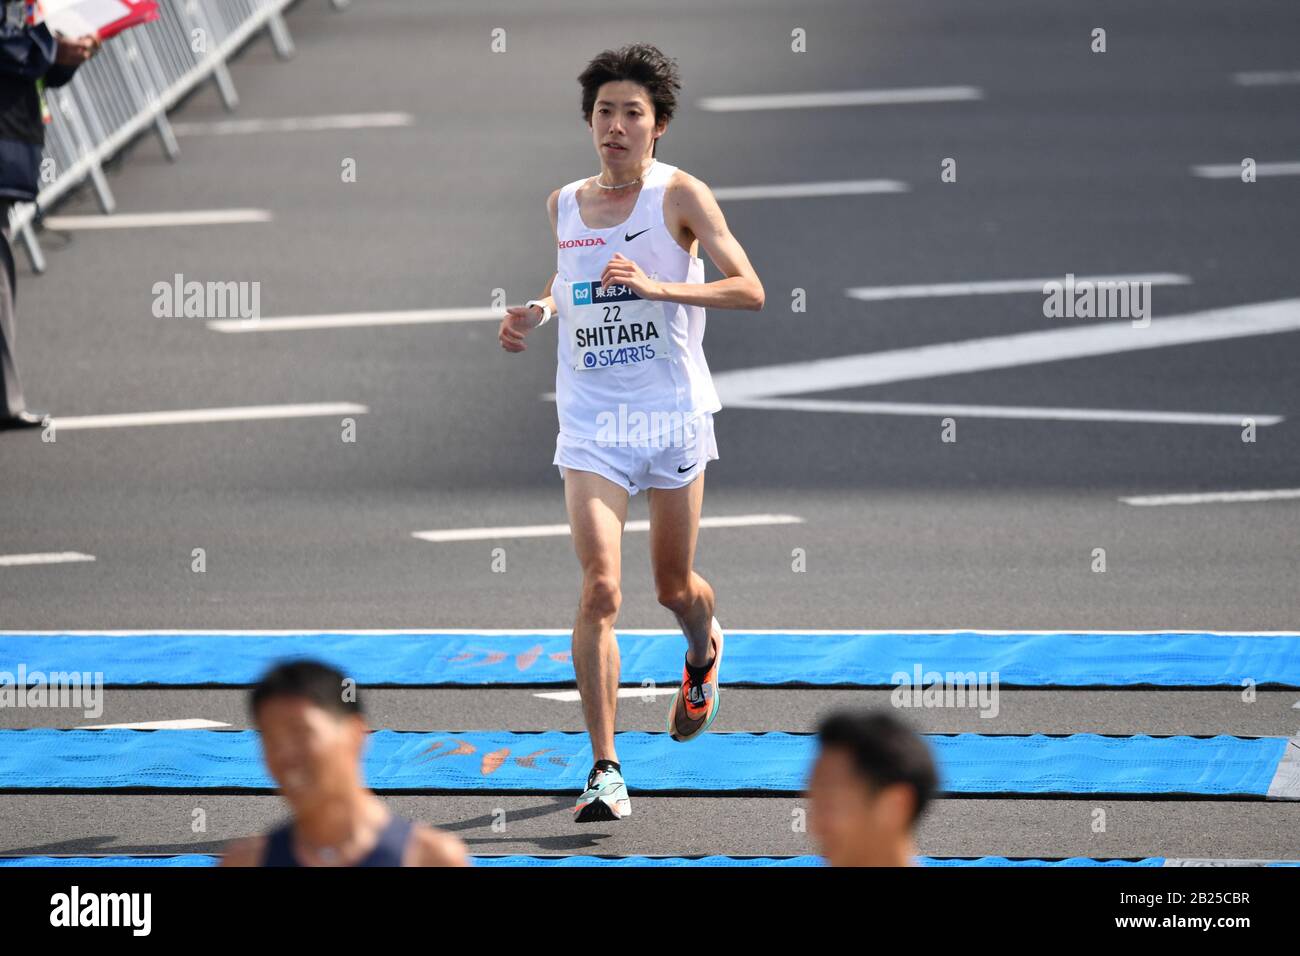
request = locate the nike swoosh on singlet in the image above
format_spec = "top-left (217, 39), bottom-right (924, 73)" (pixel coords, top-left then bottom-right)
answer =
top-left (624, 227), bottom-right (651, 242)
top-left (677, 462), bottom-right (696, 473)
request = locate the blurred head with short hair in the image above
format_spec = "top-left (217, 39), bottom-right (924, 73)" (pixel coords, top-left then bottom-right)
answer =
top-left (808, 709), bottom-right (938, 866)
top-left (250, 659), bottom-right (366, 812)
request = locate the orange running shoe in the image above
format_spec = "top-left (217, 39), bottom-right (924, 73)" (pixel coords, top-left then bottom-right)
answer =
top-left (667, 617), bottom-right (724, 742)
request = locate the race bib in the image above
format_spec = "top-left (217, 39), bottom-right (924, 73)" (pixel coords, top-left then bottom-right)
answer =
top-left (568, 279), bottom-right (668, 371)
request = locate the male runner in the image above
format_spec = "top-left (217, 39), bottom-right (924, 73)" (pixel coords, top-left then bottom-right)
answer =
top-left (221, 660), bottom-right (470, 866)
top-left (807, 710), bottom-right (939, 867)
top-left (498, 43), bottom-right (764, 822)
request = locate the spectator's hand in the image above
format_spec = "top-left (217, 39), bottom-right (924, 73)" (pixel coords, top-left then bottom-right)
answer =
top-left (55, 34), bottom-right (100, 67)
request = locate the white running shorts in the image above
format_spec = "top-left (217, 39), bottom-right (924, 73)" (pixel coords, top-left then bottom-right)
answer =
top-left (553, 412), bottom-right (719, 496)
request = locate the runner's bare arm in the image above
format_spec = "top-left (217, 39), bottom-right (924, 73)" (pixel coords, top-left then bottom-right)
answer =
top-left (534, 188), bottom-right (561, 315)
top-left (498, 190), bottom-right (561, 352)
top-left (653, 172), bottom-right (764, 311)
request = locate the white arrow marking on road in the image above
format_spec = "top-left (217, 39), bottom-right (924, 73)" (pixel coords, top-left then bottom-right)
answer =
top-left (413, 514), bottom-right (804, 543)
top-left (80, 719), bottom-right (231, 730)
top-left (712, 297), bottom-right (1300, 402)
top-left (534, 688), bottom-right (679, 702)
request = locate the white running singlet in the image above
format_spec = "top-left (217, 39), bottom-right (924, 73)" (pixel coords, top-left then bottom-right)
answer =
top-left (553, 160), bottom-right (721, 442)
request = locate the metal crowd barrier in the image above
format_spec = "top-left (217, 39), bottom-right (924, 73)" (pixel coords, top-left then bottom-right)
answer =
top-left (8, 0), bottom-right (350, 273)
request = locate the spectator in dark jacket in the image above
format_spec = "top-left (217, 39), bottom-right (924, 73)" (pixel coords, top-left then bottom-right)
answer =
top-left (0, 1), bottom-right (99, 429)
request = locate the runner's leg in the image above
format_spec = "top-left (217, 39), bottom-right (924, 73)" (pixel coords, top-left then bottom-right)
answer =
top-left (565, 468), bottom-right (629, 763)
top-left (648, 472), bottom-right (714, 666)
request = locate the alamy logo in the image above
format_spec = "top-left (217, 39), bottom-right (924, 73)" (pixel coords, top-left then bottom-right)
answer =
top-left (594, 404), bottom-right (701, 450)
top-left (152, 273), bottom-right (261, 320)
top-left (50, 886), bottom-right (151, 936)
top-left (0, 665), bottom-right (104, 719)
top-left (890, 664), bottom-right (999, 718)
top-left (1042, 274), bottom-right (1150, 327)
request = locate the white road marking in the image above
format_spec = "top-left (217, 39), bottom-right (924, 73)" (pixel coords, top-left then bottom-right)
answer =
top-left (41, 209), bottom-right (272, 230)
top-left (1265, 733), bottom-right (1300, 800)
top-left (80, 719), bottom-right (231, 730)
top-left (47, 402), bottom-right (368, 431)
top-left (208, 307), bottom-right (502, 333)
top-left (728, 397), bottom-right (1277, 427)
top-left (1192, 161), bottom-right (1300, 178)
top-left (0, 552), bottom-right (96, 567)
top-left (713, 179), bottom-right (907, 201)
top-left (698, 86), bottom-right (983, 111)
top-left (534, 688), bottom-right (678, 702)
top-left (1232, 70), bottom-right (1300, 86)
top-left (1120, 488), bottom-right (1300, 507)
top-left (846, 273), bottom-right (1190, 302)
top-left (413, 514), bottom-right (805, 543)
top-left (170, 112), bottom-right (413, 136)
top-left (712, 297), bottom-right (1300, 401)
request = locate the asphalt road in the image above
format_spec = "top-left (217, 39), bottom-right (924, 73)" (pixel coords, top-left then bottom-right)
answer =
top-left (0, 0), bottom-right (1297, 862)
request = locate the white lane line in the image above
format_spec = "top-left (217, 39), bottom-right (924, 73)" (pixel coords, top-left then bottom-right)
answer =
top-left (170, 112), bottom-right (414, 136)
top-left (1266, 734), bottom-right (1300, 800)
top-left (698, 86), bottom-right (983, 111)
top-left (208, 307), bottom-right (502, 333)
top-left (712, 297), bottom-right (1300, 401)
top-left (728, 397), bottom-right (1278, 427)
top-left (47, 402), bottom-right (368, 431)
top-left (79, 719), bottom-right (231, 730)
top-left (6, 629), bottom-right (1297, 636)
top-left (41, 209), bottom-right (272, 230)
top-left (413, 514), bottom-right (805, 544)
top-left (1192, 161), bottom-right (1300, 178)
top-left (1120, 488), bottom-right (1300, 507)
top-left (0, 552), bottom-right (96, 567)
top-left (713, 179), bottom-right (907, 201)
top-left (534, 688), bottom-right (678, 702)
top-left (1232, 70), bottom-right (1300, 86)
top-left (846, 273), bottom-right (1190, 302)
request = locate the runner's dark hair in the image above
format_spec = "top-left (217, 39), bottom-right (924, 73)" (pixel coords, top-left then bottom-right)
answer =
top-left (579, 43), bottom-right (681, 157)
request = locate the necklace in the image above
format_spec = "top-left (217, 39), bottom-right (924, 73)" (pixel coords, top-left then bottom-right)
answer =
top-left (594, 159), bottom-right (654, 190)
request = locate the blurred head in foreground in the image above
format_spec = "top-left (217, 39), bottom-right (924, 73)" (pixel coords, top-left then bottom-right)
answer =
top-left (251, 658), bottom-right (367, 810)
top-left (220, 659), bottom-right (468, 867)
top-left (808, 709), bottom-right (938, 867)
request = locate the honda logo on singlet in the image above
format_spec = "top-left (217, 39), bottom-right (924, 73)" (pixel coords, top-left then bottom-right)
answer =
top-left (558, 238), bottom-right (607, 249)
